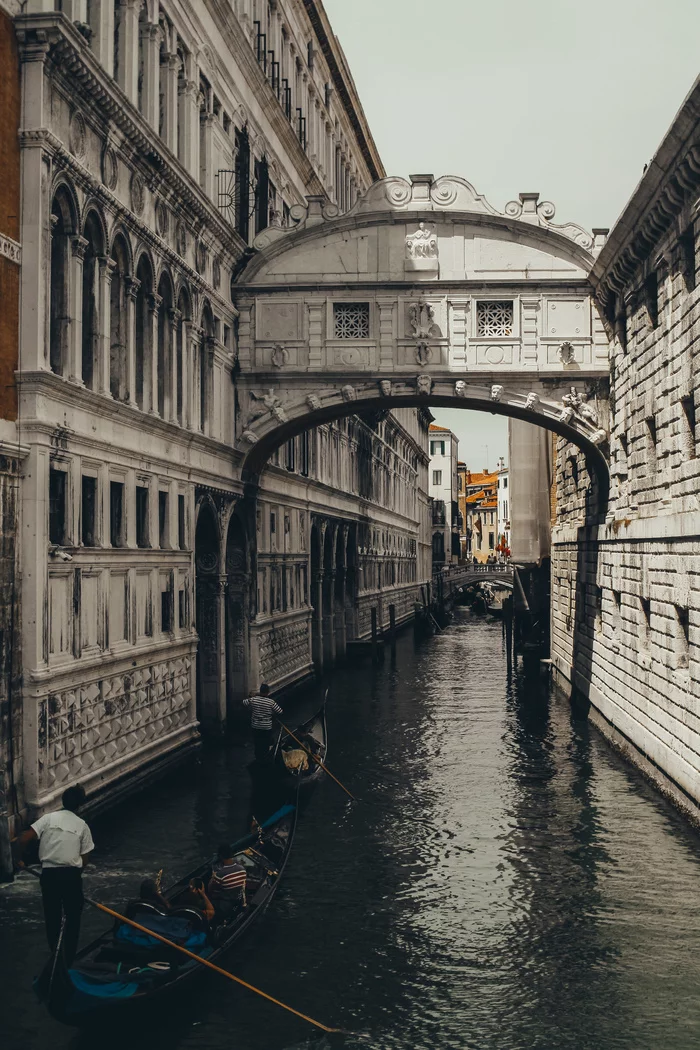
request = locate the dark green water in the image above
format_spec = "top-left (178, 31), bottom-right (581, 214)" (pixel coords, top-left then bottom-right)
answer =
top-left (3, 609), bottom-right (700, 1049)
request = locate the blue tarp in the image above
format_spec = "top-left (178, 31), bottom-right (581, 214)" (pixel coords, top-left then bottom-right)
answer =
top-left (68, 970), bottom-right (139, 999)
top-left (115, 914), bottom-right (207, 952)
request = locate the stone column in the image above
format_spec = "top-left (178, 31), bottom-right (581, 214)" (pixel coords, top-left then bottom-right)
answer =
top-left (169, 308), bottom-right (181, 423)
top-left (449, 298), bottom-right (470, 368)
top-left (165, 53), bottom-right (179, 153)
top-left (148, 292), bottom-right (162, 415)
top-left (200, 112), bottom-right (216, 199)
top-left (189, 325), bottom-right (202, 431)
top-left (312, 571), bottom-right (324, 673)
top-left (520, 295), bottom-right (540, 367)
top-left (141, 21), bottom-right (161, 131)
top-left (307, 302), bottom-right (324, 370)
top-left (323, 570), bottom-right (336, 667)
top-left (69, 236), bottom-right (88, 385)
top-left (116, 0), bottom-right (140, 105)
top-left (377, 298), bottom-right (395, 371)
top-left (17, 30), bottom-right (53, 373)
top-left (217, 575), bottom-right (228, 729)
top-left (182, 79), bottom-right (200, 180)
top-left (98, 256), bottom-right (116, 396)
top-left (125, 276), bottom-right (140, 407)
top-left (180, 316), bottom-right (189, 428)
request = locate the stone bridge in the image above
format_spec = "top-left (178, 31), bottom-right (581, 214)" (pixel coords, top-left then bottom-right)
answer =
top-left (231, 174), bottom-right (611, 506)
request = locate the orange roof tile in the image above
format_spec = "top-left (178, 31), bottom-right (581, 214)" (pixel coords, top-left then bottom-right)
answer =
top-left (429, 423), bottom-right (451, 433)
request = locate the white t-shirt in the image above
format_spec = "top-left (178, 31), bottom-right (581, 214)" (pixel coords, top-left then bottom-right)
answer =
top-left (31, 810), bottom-right (95, 869)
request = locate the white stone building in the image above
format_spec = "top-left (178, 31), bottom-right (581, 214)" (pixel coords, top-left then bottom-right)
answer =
top-left (428, 423), bottom-right (459, 565)
top-left (2, 0), bottom-right (434, 825)
top-left (496, 459), bottom-right (510, 556)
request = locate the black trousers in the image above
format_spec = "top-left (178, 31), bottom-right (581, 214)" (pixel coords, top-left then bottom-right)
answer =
top-left (253, 728), bottom-right (274, 762)
top-left (40, 867), bottom-right (84, 965)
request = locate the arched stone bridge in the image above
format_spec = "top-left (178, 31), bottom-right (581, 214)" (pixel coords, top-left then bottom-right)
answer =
top-left (232, 174), bottom-right (611, 504)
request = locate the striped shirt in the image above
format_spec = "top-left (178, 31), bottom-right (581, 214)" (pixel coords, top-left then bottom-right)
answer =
top-left (208, 862), bottom-right (246, 899)
top-left (243, 694), bottom-right (283, 730)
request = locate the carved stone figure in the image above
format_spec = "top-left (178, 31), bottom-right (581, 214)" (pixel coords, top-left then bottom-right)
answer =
top-left (415, 341), bottom-right (432, 366)
top-left (590, 428), bottom-right (608, 445)
top-left (341, 384), bottom-right (356, 402)
top-left (250, 388), bottom-right (286, 422)
top-left (406, 222), bottom-right (438, 259)
top-left (455, 380), bottom-right (467, 398)
top-left (416, 374), bottom-right (432, 396)
top-left (491, 384), bottom-right (504, 403)
top-left (409, 300), bottom-right (436, 338)
top-left (525, 392), bottom-right (540, 410)
top-left (379, 380), bottom-right (392, 397)
top-left (306, 394), bottom-right (321, 411)
top-left (270, 345), bottom-right (289, 369)
top-left (241, 430), bottom-right (258, 444)
top-left (561, 386), bottom-right (583, 412)
top-left (559, 341), bottom-right (576, 365)
top-left (558, 406), bottom-right (575, 424)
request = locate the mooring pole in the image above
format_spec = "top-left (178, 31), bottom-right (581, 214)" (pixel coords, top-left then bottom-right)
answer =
top-left (389, 604), bottom-right (397, 667)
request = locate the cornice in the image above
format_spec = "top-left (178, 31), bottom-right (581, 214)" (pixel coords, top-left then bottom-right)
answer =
top-left (300, 0), bottom-right (384, 183)
top-left (14, 14), bottom-right (248, 257)
top-left (591, 73), bottom-right (700, 305)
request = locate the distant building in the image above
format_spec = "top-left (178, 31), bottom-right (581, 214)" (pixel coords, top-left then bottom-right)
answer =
top-left (429, 424), bottom-right (459, 566)
top-left (496, 459), bottom-right (510, 558)
top-left (460, 468), bottom-right (499, 563)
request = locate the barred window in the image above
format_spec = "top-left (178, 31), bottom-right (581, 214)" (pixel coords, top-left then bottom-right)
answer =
top-left (334, 302), bottom-right (370, 339)
top-left (477, 301), bottom-right (514, 337)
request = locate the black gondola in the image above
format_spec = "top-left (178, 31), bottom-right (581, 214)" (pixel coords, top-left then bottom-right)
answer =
top-left (36, 803), bottom-right (297, 1026)
top-left (273, 696), bottom-right (328, 788)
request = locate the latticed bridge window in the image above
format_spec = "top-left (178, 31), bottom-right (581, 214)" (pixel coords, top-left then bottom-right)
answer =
top-left (477, 301), bottom-right (514, 337)
top-left (333, 302), bottom-right (370, 339)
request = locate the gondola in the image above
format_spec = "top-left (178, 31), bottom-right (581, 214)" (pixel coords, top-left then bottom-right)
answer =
top-left (36, 802), bottom-right (297, 1026)
top-left (273, 695), bottom-right (328, 788)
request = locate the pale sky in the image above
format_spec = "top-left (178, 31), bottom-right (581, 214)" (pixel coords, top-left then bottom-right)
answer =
top-left (323, 0), bottom-right (700, 466)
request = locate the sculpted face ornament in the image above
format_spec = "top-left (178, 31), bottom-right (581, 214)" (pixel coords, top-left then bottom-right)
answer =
top-left (416, 374), bottom-right (432, 396)
top-left (341, 384), bottom-right (356, 402)
top-left (379, 380), bottom-right (392, 397)
top-left (525, 392), bottom-right (540, 411)
top-left (558, 406), bottom-right (575, 424)
top-left (250, 388), bottom-right (287, 422)
top-left (490, 385), bottom-right (504, 403)
top-left (306, 394), bottom-right (321, 411)
top-left (455, 380), bottom-right (467, 398)
top-left (241, 430), bottom-right (259, 445)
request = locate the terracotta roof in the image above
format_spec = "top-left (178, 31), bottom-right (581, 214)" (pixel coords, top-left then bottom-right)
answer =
top-left (429, 424), bottom-right (451, 433)
top-left (480, 499), bottom-right (497, 510)
top-left (465, 490), bottom-right (487, 504)
top-left (465, 471), bottom-right (498, 485)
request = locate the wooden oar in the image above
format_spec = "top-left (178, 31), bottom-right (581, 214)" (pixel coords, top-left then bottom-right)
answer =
top-left (21, 869), bottom-right (343, 1034)
top-left (277, 720), bottom-right (357, 801)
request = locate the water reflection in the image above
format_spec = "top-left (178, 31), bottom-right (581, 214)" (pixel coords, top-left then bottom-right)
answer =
top-left (3, 609), bottom-right (700, 1049)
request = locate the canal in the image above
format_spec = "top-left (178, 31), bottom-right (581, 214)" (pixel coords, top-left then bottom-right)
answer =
top-left (3, 609), bottom-right (700, 1049)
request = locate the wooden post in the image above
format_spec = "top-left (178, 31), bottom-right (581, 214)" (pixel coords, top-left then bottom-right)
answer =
top-left (371, 607), bottom-right (378, 665)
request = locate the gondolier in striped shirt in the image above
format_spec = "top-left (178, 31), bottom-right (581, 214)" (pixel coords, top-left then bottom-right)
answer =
top-left (243, 683), bottom-right (283, 762)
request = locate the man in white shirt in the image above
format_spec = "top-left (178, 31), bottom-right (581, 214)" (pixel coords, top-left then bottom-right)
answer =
top-left (243, 683), bottom-right (283, 762)
top-left (17, 784), bottom-right (94, 964)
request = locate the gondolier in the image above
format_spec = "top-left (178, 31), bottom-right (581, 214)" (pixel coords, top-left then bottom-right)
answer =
top-left (243, 684), bottom-right (283, 762)
top-left (16, 784), bottom-right (94, 965)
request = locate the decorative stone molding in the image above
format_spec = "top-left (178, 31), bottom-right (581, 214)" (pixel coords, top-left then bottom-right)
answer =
top-left (415, 341), bottom-right (432, 366)
top-left (155, 199), bottom-right (169, 237)
top-left (408, 300), bottom-right (437, 338)
top-left (405, 222), bottom-right (438, 272)
top-left (176, 222), bottom-right (188, 258)
top-left (0, 235), bottom-right (21, 265)
top-left (68, 110), bottom-right (86, 159)
top-left (212, 257), bottom-right (221, 289)
top-left (249, 388), bottom-right (286, 422)
top-left (270, 345), bottom-right (289, 369)
top-left (558, 340), bottom-right (576, 365)
top-left (101, 144), bottom-right (118, 190)
top-left (130, 171), bottom-right (145, 215)
top-left (241, 430), bottom-right (259, 444)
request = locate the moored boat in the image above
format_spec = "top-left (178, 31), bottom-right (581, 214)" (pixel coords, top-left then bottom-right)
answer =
top-left (274, 699), bottom-right (328, 788)
top-left (36, 803), bottom-right (297, 1026)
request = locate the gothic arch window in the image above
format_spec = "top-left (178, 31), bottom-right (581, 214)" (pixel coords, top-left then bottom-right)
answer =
top-left (110, 233), bottom-right (130, 400)
top-left (157, 271), bottom-right (174, 418)
top-left (134, 254), bottom-right (154, 410)
top-left (81, 211), bottom-right (105, 390)
top-left (49, 187), bottom-right (76, 377)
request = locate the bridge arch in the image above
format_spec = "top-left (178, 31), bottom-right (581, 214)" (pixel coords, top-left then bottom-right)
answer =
top-left (231, 173), bottom-right (611, 513)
